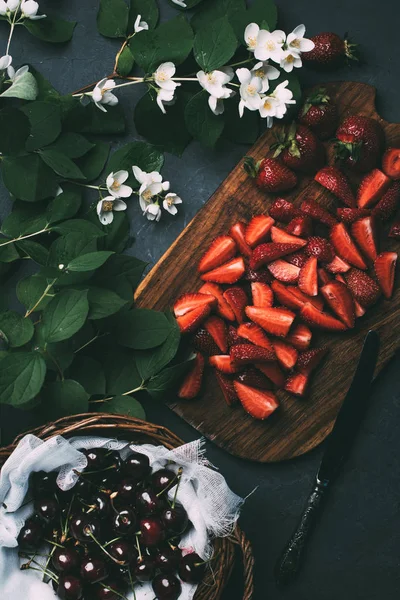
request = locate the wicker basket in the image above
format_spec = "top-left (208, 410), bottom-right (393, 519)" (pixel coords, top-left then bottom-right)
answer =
top-left (0, 413), bottom-right (254, 600)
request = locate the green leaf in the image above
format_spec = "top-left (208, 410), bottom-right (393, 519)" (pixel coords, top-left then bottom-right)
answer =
top-left (107, 141), bottom-right (164, 189)
top-left (39, 149), bottom-right (86, 180)
top-left (40, 380), bottom-right (89, 420)
top-left (99, 213), bottom-right (133, 254)
top-left (230, 0), bottom-right (277, 39)
top-left (117, 46), bottom-right (135, 77)
top-left (0, 352), bottom-right (46, 407)
top-left (46, 187), bottom-right (82, 224)
top-left (30, 67), bottom-right (61, 102)
top-left (52, 219), bottom-right (106, 239)
top-left (75, 142), bottom-right (110, 182)
top-left (223, 98), bottom-right (260, 143)
top-left (17, 240), bottom-right (49, 265)
top-left (97, 0), bottom-right (129, 38)
top-left (0, 311), bottom-right (34, 348)
top-left (105, 395), bottom-right (146, 419)
top-left (110, 309), bottom-right (173, 350)
top-left (80, 104), bottom-right (126, 135)
top-left (191, 0), bottom-right (245, 32)
top-left (87, 286), bottom-right (128, 320)
top-left (47, 232), bottom-right (97, 269)
top-left (129, 0), bottom-right (159, 31)
top-left (147, 358), bottom-right (193, 400)
top-left (0, 71), bottom-right (38, 100)
top-left (102, 348), bottom-right (142, 395)
top-left (44, 340), bottom-right (75, 373)
top-left (0, 243), bottom-right (19, 263)
top-left (1, 202), bottom-right (48, 237)
top-left (41, 289), bottom-right (89, 343)
top-left (1, 154), bottom-right (58, 202)
top-left (94, 254), bottom-right (146, 296)
top-left (20, 101), bottom-right (62, 151)
top-left (68, 357), bottom-right (106, 395)
top-left (48, 133), bottom-right (95, 159)
top-left (184, 91), bottom-right (224, 147)
top-left (168, 0), bottom-right (204, 8)
top-left (67, 251), bottom-right (113, 272)
top-left (194, 16), bottom-right (237, 71)
top-left (0, 108), bottom-right (30, 155)
top-left (129, 15), bottom-right (194, 72)
top-left (17, 275), bottom-right (54, 313)
top-left (136, 312), bottom-right (180, 380)
top-left (24, 17), bottom-right (77, 43)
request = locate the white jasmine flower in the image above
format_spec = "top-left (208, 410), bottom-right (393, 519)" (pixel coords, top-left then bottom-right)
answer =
top-left (208, 96), bottom-right (226, 116)
top-left (132, 166), bottom-right (163, 187)
top-left (0, 1), bottom-right (7, 15)
top-left (251, 61), bottom-right (280, 93)
top-left (254, 29), bottom-right (286, 63)
top-left (280, 50), bottom-right (302, 73)
top-left (236, 68), bottom-right (263, 118)
top-left (96, 196), bottom-right (127, 225)
top-left (0, 54), bottom-right (12, 70)
top-left (244, 23), bottom-right (259, 52)
top-left (171, 0), bottom-right (187, 6)
top-left (0, 0), bottom-right (19, 14)
top-left (7, 64), bottom-right (29, 81)
top-left (144, 203), bottom-right (162, 222)
top-left (21, 0), bottom-right (46, 20)
top-left (56, 186), bottom-right (63, 196)
top-left (134, 14), bottom-right (149, 33)
top-left (137, 178), bottom-right (170, 212)
top-left (286, 24), bottom-right (315, 53)
top-left (156, 88), bottom-right (175, 114)
top-left (106, 170), bottom-right (133, 199)
top-left (92, 78), bottom-right (118, 112)
top-left (163, 193), bottom-right (182, 216)
top-left (259, 95), bottom-right (279, 120)
top-left (273, 80), bottom-right (296, 111)
top-left (154, 62), bottom-right (180, 92)
top-left (197, 68), bottom-right (234, 115)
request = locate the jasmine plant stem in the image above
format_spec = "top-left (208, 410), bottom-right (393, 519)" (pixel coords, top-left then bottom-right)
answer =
top-left (25, 279), bottom-right (57, 318)
top-left (0, 227), bottom-right (50, 248)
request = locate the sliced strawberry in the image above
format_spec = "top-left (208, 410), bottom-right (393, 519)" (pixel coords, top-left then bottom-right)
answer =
top-left (335, 274), bottom-right (366, 317)
top-left (389, 219), bottom-right (400, 239)
top-left (336, 207), bottom-right (371, 225)
top-left (198, 235), bottom-right (236, 273)
top-left (298, 257), bottom-right (318, 297)
top-left (178, 354), bottom-right (205, 400)
top-left (244, 266), bottom-right (272, 283)
top-left (251, 282), bottom-right (274, 308)
top-left (223, 287), bottom-right (248, 323)
top-left (230, 343), bottom-right (275, 367)
top-left (270, 226), bottom-right (307, 247)
top-left (325, 255), bottom-right (351, 273)
top-left (199, 282), bottom-right (235, 321)
top-left (215, 371), bottom-right (238, 406)
top-left (201, 256), bottom-right (245, 284)
top-left (267, 260), bottom-right (300, 283)
top-left (173, 292), bottom-right (217, 317)
top-left (271, 280), bottom-right (304, 310)
top-left (374, 252), bottom-right (397, 299)
top-left (286, 323), bottom-right (312, 351)
top-left (371, 181), bottom-right (400, 221)
top-left (177, 304), bottom-right (211, 334)
top-left (318, 267), bottom-right (332, 285)
top-left (344, 268), bottom-right (381, 308)
top-left (245, 215), bottom-right (275, 248)
top-left (233, 381), bottom-right (279, 420)
top-left (289, 287), bottom-right (324, 311)
top-left (204, 316), bottom-right (228, 353)
top-left (227, 325), bottom-right (247, 347)
top-left (246, 306), bottom-right (296, 337)
top-left (314, 166), bottom-right (356, 207)
top-left (193, 327), bottom-right (220, 356)
top-left (305, 236), bottom-right (335, 263)
top-left (297, 347), bottom-right (328, 375)
top-left (250, 243), bottom-right (302, 270)
top-left (382, 147), bottom-right (400, 179)
top-left (285, 372), bottom-right (309, 397)
top-left (209, 355), bottom-right (238, 374)
top-left (286, 215), bottom-right (313, 237)
top-left (351, 216), bottom-right (378, 262)
top-left (237, 323), bottom-right (275, 352)
top-left (229, 222), bottom-right (252, 257)
top-left (330, 223), bottom-right (367, 269)
top-left (236, 368), bottom-right (272, 390)
top-left (320, 281), bottom-right (355, 328)
top-left (256, 362), bottom-right (286, 388)
top-left (272, 340), bottom-right (298, 370)
top-left (300, 302), bottom-right (347, 331)
top-left (300, 199), bottom-right (338, 227)
top-left (357, 168), bottom-right (391, 208)
top-left (269, 198), bottom-right (301, 223)
top-left (286, 251), bottom-right (308, 268)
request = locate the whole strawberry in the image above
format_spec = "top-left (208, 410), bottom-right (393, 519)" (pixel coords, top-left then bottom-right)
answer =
top-left (298, 88), bottom-right (338, 139)
top-left (303, 32), bottom-right (358, 68)
top-left (243, 157), bottom-right (297, 193)
top-left (335, 115), bottom-right (385, 172)
top-left (271, 123), bottom-right (325, 174)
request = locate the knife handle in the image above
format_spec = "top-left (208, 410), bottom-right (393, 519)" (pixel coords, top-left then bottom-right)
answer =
top-left (274, 480), bottom-right (327, 587)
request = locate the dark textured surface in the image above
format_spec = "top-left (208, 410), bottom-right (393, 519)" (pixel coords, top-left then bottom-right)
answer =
top-left (1, 1), bottom-right (400, 599)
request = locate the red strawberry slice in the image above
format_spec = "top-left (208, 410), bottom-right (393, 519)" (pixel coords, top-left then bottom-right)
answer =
top-left (271, 280), bottom-right (305, 310)
top-left (173, 292), bottom-right (217, 317)
top-left (267, 260), bottom-right (300, 283)
top-left (330, 223), bottom-right (367, 269)
top-left (382, 147), bottom-right (400, 179)
top-left (233, 381), bottom-right (279, 420)
top-left (298, 257), bottom-right (318, 296)
top-left (320, 281), bottom-right (355, 328)
top-left (204, 316), bottom-right (228, 353)
top-left (199, 282), bottom-right (235, 321)
top-left (227, 325), bottom-right (247, 347)
top-left (335, 274), bottom-right (367, 318)
top-left (357, 168), bottom-right (391, 208)
top-left (285, 372), bottom-right (309, 397)
top-left (201, 256), bottom-right (245, 284)
top-left (272, 340), bottom-right (298, 370)
top-left (297, 347), bottom-right (328, 375)
top-left (237, 323), bottom-right (275, 352)
top-left (286, 251), bottom-right (308, 268)
top-left (250, 243), bottom-right (303, 269)
top-left (351, 216), bottom-right (378, 262)
top-left (256, 362), bottom-right (286, 388)
top-left (193, 328), bottom-right (220, 356)
top-left (288, 287), bottom-right (324, 311)
top-left (236, 368), bottom-right (272, 390)
top-left (251, 282), bottom-right (274, 308)
top-left (223, 287), bottom-right (248, 323)
top-left (270, 226), bottom-right (307, 247)
top-left (177, 304), bottom-right (211, 334)
top-left (374, 252), bottom-right (397, 299)
top-left (314, 166), bottom-right (356, 207)
top-left (286, 215), bottom-right (313, 237)
top-left (246, 306), bottom-right (296, 337)
top-left (269, 198), bottom-right (302, 223)
top-left (215, 371), bottom-right (238, 406)
top-left (244, 266), bottom-right (272, 284)
top-left (336, 207), bottom-right (370, 225)
top-left (325, 255), bottom-right (351, 273)
top-left (318, 267), bottom-right (332, 285)
top-left (178, 354), bottom-right (205, 400)
top-left (229, 222), bottom-right (252, 257)
top-left (305, 236), bottom-right (335, 263)
top-left (231, 343), bottom-right (275, 367)
top-left (344, 268), bottom-right (381, 308)
top-left (389, 219), bottom-right (400, 239)
top-left (198, 235), bottom-right (237, 273)
top-left (371, 181), bottom-right (400, 221)
top-left (286, 323), bottom-right (312, 351)
top-left (209, 355), bottom-right (238, 374)
top-left (300, 302), bottom-right (347, 331)
top-left (245, 215), bottom-right (275, 248)
top-left (300, 199), bottom-right (338, 227)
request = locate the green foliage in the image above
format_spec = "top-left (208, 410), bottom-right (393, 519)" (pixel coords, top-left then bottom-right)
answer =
top-left (40, 380), bottom-right (89, 419)
top-left (108, 142), bottom-right (164, 188)
top-left (185, 91), bottom-right (225, 147)
top-left (0, 311), bottom-right (34, 348)
top-left (41, 290), bottom-right (89, 343)
top-left (230, 0), bottom-right (278, 38)
top-left (193, 17), bottom-right (237, 72)
top-left (0, 71), bottom-right (38, 100)
top-left (97, 0), bottom-right (129, 38)
top-left (104, 395), bottom-right (146, 419)
top-left (0, 352), bottom-right (46, 407)
top-left (24, 18), bottom-right (77, 43)
top-left (0, 108), bottom-right (31, 155)
top-left (129, 0), bottom-right (159, 30)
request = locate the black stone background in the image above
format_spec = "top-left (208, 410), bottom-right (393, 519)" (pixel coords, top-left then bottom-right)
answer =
top-left (1, 1), bottom-right (400, 599)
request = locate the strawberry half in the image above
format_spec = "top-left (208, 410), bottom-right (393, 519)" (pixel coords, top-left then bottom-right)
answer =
top-left (330, 223), bottom-right (367, 269)
top-left (371, 181), bottom-right (400, 222)
top-left (246, 306), bottom-right (296, 337)
top-left (199, 282), bottom-right (235, 321)
top-left (230, 343), bottom-right (275, 367)
top-left (270, 226), bottom-right (307, 246)
top-left (298, 256), bottom-right (318, 297)
top-left (357, 169), bottom-right (391, 208)
top-left (236, 368), bottom-right (272, 390)
top-left (215, 371), bottom-right (238, 406)
top-left (233, 381), bottom-right (279, 420)
top-left (288, 287), bottom-right (325, 311)
top-left (336, 207), bottom-right (370, 225)
top-left (285, 372), bottom-right (309, 397)
top-left (256, 362), bottom-right (286, 388)
top-left (305, 236), bottom-right (335, 263)
top-left (286, 215), bottom-right (313, 237)
top-left (320, 281), bottom-right (355, 328)
top-left (325, 255), bottom-right (351, 273)
top-left (237, 323), bottom-right (275, 352)
top-left (223, 287), bottom-right (248, 323)
top-left (382, 147), bottom-right (400, 179)
top-left (271, 281), bottom-right (322, 311)
top-left (344, 268), bottom-right (381, 308)
top-left (267, 260), bottom-right (300, 283)
top-left (389, 219), bottom-right (400, 239)
top-left (297, 347), bottom-right (328, 375)
top-left (173, 292), bottom-right (217, 317)
top-left (229, 222), bottom-right (252, 257)
top-left (300, 302), bottom-right (347, 331)
top-left (193, 327), bottom-right (220, 356)
top-left (314, 166), bottom-right (356, 207)
top-left (300, 199), bottom-right (338, 227)
top-left (198, 235), bottom-right (236, 273)
top-left (177, 304), bottom-right (211, 334)
top-left (318, 268), bottom-right (332, 285)
top-left (251, 282), bottom-right (274, 308)
top-left (209, 355), bottom-right (238, 374)
top-left (269, 198), bottom-right (302, 223)
top-left (272, 340), bottom-right (298, 370)
top-left (245, 215), bottom-right (275, 247)
top-left (250, 243), bottom-right (303, 270)
top-left (201, 256), bottom-right (245, 284)
top-left (286, 323), bottom-right (313, 351)
top-left (374, 252), bottom-right (397, 299)
top-left (286, 251), bottom-right (308, 268)
top-left (178, 354), bottom-right (205, 400)
top-left (351, 216), bottom-right (378, 262)
top-left (204, 315), bottom-right (228, 353)
top-left (335, 274), bottom-right (367, 318)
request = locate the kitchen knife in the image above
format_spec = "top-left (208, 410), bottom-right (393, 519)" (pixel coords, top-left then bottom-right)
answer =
top-left (275, 329), bottom-right (380, 587)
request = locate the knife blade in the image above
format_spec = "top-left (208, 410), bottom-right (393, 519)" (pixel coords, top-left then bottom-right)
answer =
top-left (275, 330), bottom-right (380, 587)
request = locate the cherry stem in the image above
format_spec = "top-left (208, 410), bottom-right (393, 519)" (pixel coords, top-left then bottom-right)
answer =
top-left (104, 536), bottom-right (122, 547)
top-left (22, 558), bottom-right (59, 584)
top-left (172, 467), bottom-right (183, 509)
top-left (43, 545), bottom-right (56, 582)
top-left (155, 468), bottom-right (182, 498)
top-left (135, 535), bottom-right (142, 561)
top-left (100, 583), bottom-right (129, 600)
top-left (44, 539), bottom-right (64, 549)
top-left (86, 530), bottom-right (124, 565)
top-left (61, 494), bottom-right (76, 542)
top-left (128, 568), bottom-right (137, 600)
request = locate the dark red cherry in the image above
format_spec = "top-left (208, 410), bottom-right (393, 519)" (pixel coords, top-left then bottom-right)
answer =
top-left (151, 469), bottom-right (176, 495)
top-left (31, 471), bottom-right (57, 496)
top-left (52, 547), bottom-right (81, 573)
top-left (97, 471), bottom-right (119, 492)
top-left (74, 476), bottom-right (94, 500)
top-left (155, 545), bottom-right (182, 574)
top-left (136, 488), bottom-right (164, 516)
top-left (179, 552), bottom-right (206, 584)
top-left (134, 556), bottom-right (156, 582)
top-left (82, 448), bottom-right (109, 470)
top-left (108, 540), bottom-right (136, 565)
top-left (122, 451), bottom-right (150, 481)
top-left (70, 514), bottom-right (102, 543)
top-left (152, 573), bottom-right (182, 600)
top-left (139, 517), bottom-right (165, 547)
top-left (34, 496), bottom-right (60, 524)
top-left (89, 579), bottom-right (122, 600)
top-left (89, 492), bottom-right (111, 519)
top-left (112, 508), bottom-right (137, 536)
top-left (57, 574), bottom-right (84, 600)
top-left (103, 450), bottom-right (122, 470)
top-left (17, 520), bottom-right (44, 550)
top-left (161, 503), bottom-right (189, 536)
top-left (80, 556), bottom-right (109, 584)
top-left (116, 479), bottom-right (137, 505)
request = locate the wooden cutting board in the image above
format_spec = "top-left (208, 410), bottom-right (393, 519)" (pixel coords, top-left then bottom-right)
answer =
top-left (135, 81), bottom-right (400, 463)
